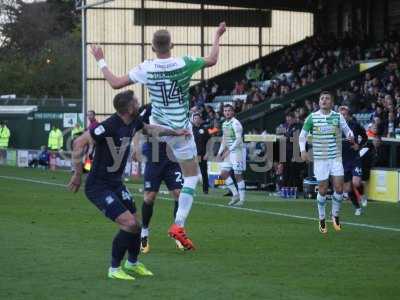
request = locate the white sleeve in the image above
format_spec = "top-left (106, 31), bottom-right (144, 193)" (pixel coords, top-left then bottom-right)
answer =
top-left (229, 121), bottom-right (243, 151)
top-left (299, 129), bottom-right (308, 152)
top-left (218, 137), bottom-right (226, 156)
top-left (128, 63), bottom-right (147, 84)
top-left (339, 114), bottom-right (354, 138)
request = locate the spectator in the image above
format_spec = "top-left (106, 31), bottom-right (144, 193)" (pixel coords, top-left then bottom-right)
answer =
top-left (232, 80), bottom-right (246, 95)
top-left (48, 125), bottom-right (63, 151)
top-left (87, 110), bottom-right (99, 130)
top-left (0, 121), bottom-right (11, 164)
top-left (0, 121), bottom-right (11, 149)
top-left (192, 113), bottom-right (210, 194)
top-left (71, 122), bottom-right (84, 140)
top-left (277, 112), bottom-right (303, 190)
top-left (29, 145), bottom-right (50, 169)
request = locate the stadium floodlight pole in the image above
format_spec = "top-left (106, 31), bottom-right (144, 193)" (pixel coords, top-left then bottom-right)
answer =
top-left (80, 0), bottom-right (87, 128)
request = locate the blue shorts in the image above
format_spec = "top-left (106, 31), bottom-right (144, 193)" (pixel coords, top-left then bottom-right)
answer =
top-left (144, 159), bottom-right (183, 192)
top-left (343, 159), bottom-right (363, 182)
top-left (85, 179), bottom-right (136, 221)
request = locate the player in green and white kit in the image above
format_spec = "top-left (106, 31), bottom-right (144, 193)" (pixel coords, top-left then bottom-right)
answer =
top-left (90, 22), bottom-right (227, 250)
top-left (299, 92), bottom-right (354, 234)
top-left (217, 104), bottom-right (246, 206)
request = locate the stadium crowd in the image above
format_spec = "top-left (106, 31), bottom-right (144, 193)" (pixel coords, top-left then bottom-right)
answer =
top-left (188, 31), bottom-right (400, 193)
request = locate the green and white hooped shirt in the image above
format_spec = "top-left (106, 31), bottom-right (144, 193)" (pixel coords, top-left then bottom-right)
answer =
top-left (219, 117), bottom-right (243, 154)
top-left (128, 56), bottom-right (205, 129)
top-left (300, 110), bottom-right (353, 160)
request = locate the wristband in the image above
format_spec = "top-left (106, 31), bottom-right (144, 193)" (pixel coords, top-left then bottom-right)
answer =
top-left (97, 59), bottom-right (107, 69)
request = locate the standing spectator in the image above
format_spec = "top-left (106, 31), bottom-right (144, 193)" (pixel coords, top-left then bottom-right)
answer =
top-left (71, 122), bottom-right (84, 140)
top-left (192, 113), bottom-right (210, 194)
top-left (280, 112), bottom-right (303, 190)
top-left (0, 121), bottom-right (11, 164)
top-left (48, 125), bottom-right (63, 151)
top-left (87, 110), bottom-right (99, 130)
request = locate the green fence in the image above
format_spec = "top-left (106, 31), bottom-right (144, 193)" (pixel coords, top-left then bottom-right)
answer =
top-left (0, 98), bottom-right (82, 149)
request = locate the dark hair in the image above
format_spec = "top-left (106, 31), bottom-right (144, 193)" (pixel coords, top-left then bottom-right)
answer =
top-left (88, 110), bottom-right (96, 116)
top-left (286, 112), bottom-right (295, 119)
top-left (320, 91), bottom-right (333, 98)
top-left (223, 104), bottom-right (234, 110)
top-left (113, 90), bottom-right (134, 114)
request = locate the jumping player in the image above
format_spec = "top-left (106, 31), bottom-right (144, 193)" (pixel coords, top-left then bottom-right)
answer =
top-left (217, 104), bottom-right (246, 206)
top-left (339, 106), bottom-right (368, 216)
top-left (90, 22), bottom-right (226, 250)
top-left (299, 92), bottom-right (354, 234)
top-left (68, 90), bottom-right (189, 280)
top-left (134, 104), bottom-right (184, 253)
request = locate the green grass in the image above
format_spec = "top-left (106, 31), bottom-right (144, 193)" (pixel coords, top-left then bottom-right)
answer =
top-left (1, 166), bottom-right (400, 300)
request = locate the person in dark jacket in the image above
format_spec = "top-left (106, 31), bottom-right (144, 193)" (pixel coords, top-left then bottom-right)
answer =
top-left (192, 113), bottom-right (211, 194)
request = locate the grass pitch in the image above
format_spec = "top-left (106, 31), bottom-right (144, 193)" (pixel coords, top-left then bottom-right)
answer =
top-left (0, 166), bottom-right (399, 300)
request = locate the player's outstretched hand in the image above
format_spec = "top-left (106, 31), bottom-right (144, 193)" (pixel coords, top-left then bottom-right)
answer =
top-left (68, 173), bottom-right (82, 193)
top-left (216, 22), bottom-right (226, 37)
top-left (174, 129), bottom-right (192, 137)
top-left (90, 44), bottom-right (104, 61)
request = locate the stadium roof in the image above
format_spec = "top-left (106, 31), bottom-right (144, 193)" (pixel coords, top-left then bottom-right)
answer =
top-left (163, 0), bottom-right (319, 12)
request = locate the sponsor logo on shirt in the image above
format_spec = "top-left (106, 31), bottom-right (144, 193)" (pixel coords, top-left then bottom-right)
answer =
top-left (317, 125), bottom-right (335, 133)
top-left (94, 125), bottom-right (105, 135)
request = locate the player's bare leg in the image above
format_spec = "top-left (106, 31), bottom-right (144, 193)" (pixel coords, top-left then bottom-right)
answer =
top-left (219, 170), bottom-right (239, 205)
top-left (233, 173), bottom-right (245, 206)
top-left (317, 180), bottom-right (329, 234)
top-left (168, 158), bottom-right (198, 250)
top-left (331, 176), bottom-right (344, 231)
top-left (170, 189), bottom-right (184, 250)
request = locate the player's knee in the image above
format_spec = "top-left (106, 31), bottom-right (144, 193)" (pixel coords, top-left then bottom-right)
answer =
top-left (171, 189), bottom-right (180, 199)
top-left (183, 175), bottom-right (199, 188)
top-left (334, 185), bottom-right (343, 194)
top-left (220, 170), bottom-right (230, 179)
top-left (117, 215), bottom-right (140, 233)
top-left (352, 178), bottom-right (361, 187)
top-left (235, 173), bottom-right (243, 181)
top-left (144, 192), bottom-right (156, 204)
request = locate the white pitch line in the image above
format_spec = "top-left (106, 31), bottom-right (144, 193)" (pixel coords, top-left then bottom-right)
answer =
top-left (1, 175), bottom-right (400, 233)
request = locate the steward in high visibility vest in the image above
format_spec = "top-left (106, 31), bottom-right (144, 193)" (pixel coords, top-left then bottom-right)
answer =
top-left (0, 121), bottom-right (11, 149)
top-left (71, 123), bottom-right (84, 139)
top-left (48, 125), bottom-right (63, 151)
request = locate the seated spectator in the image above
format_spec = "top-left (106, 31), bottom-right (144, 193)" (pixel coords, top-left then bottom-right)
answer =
top-left (29, 145), bottom-right (50, 169)
top-left (232, 80), bottom-right (246, 95)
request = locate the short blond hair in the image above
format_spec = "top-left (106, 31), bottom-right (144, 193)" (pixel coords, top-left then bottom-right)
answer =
top-left (152, 29), bottom-right (172, 54)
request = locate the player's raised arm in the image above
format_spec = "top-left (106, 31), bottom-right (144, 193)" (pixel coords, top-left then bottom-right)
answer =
top-left (68, 131), bottom-right (94, 193)
top-left (90, 45), bottom-right (131, 89)
top-left (204, 22), bottom-right (226, 67)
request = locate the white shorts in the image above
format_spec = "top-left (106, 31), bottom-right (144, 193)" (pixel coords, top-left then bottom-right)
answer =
top-left (221, 148), bottom-right (246, 173)
top-left (149, 117), bottom-right (197, 161)
top-left (313, 159), bottom-right (344, 182)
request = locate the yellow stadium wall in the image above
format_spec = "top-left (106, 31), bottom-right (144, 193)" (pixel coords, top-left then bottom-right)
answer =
top-left (366, 169), bottom-right (399, 203)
